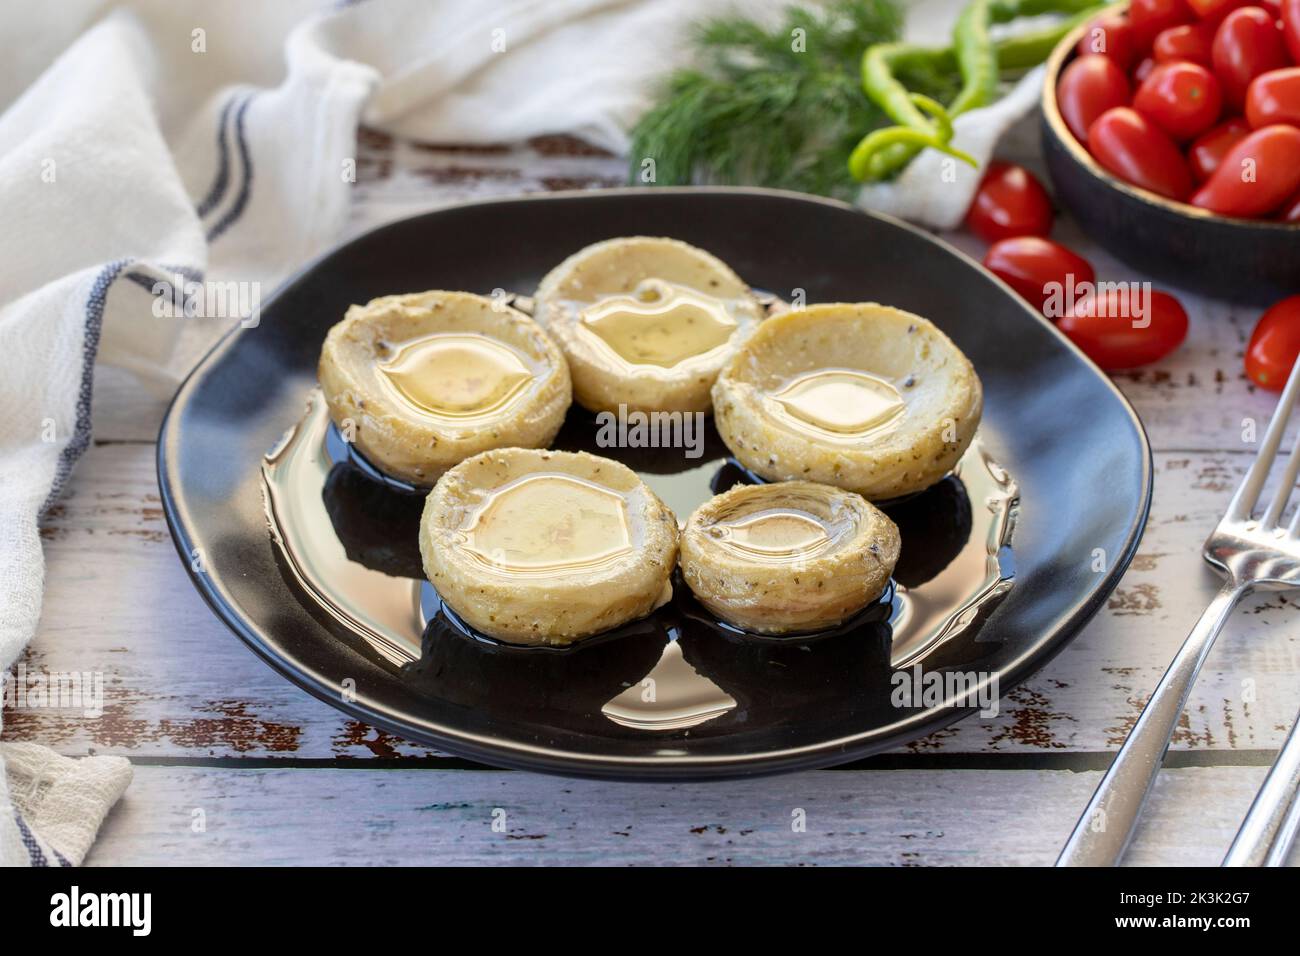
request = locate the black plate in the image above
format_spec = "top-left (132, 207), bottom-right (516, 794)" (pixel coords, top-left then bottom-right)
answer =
top-left (158, 187), bottom-right (1151, 779)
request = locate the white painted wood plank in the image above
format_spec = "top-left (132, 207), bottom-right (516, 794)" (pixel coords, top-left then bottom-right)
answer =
top-left (85, 764), bottom-right (1295, 866)
top-left (344, 135), bottom-right (627, 240)
top-left (10, 441), bottom-right (1300, 761)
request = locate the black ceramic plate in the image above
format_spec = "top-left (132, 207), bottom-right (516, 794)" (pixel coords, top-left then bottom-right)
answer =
top-left (158, 187), bottom-right (1151, 780)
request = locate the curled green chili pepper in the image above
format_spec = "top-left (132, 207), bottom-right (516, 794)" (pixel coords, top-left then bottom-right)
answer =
top-left (853, 0), bottom-right (997, 183)
top-left (861, 42), bottom-right (938, 132)
top-left (911, 93), bottom-right (958, 143)
top-left (950, 0), bottom-right (998, 117)
top-left (849, 0), bottom-right (1104, 183)
top-left (848, 94), bottom-right (976, 181)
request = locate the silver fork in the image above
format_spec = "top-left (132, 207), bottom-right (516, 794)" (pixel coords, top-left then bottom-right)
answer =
top-left (1222, 698), bottom-right (1300, 865)
top-left (1057, 353), bottom-right (1300, 867)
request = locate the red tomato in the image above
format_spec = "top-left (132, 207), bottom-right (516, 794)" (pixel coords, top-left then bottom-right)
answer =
top-left (1191, 124), bottom-right (1300, 215)
top-left (1131, 0), bottom-right (1196, 47)
top-left (1057, 55), bottom-right (1132, 143)
top-left (1058, 289), bottom-right (1189, 370)
top-left (1188, 116), bottom-right (1253, 180)
top-left (965, 162), bottom-right (1055, 243)
top-left (982, 237), bottom-right (1096, 312)
top-left (1077, 14), bottom-right (1139, 68)
top-left (1133, 61), bottom-right (1224, 140)
top-left (1245, 295), bottom-right (1300, 389)
top-left (1212, 7), bottom-right (1290, 109)
top-left (1284, 0), bottom-right (1300, 65)
top-left (1279, 186), bottom-right (1300, 220)
top-left (1153, 22), bottom-right (1217, 66)
top-left (1087, 107), bottom-right (1195, 199)
top-left (1134, 56), bottom-right (1159, 83)
top-left (1188, 0), bottom-right (1252, 25)
top-left (1246, 67), bottom-right (1300, 128)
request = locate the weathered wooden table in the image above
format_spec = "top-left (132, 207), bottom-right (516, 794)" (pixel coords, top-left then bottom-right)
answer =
top-left (11, 128), bottom-right (1300, 866)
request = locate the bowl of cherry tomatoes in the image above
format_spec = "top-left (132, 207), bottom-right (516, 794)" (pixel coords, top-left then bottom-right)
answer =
top-left (1041, 0), bottom-right (1300, 304)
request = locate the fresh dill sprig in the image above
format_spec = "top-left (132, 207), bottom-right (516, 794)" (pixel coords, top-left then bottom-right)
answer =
top-left (628, 0), bottom-right (905, 198)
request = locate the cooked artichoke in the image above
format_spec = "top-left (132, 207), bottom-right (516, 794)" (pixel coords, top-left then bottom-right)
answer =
top-left (420, 448), bottom-right (679, 645)
top-left (318, 290), bottom-right (571, 485)
top-left (533, 236), bottom-right (764, 414)
top-left (712, 303), bottom-right (982, 501)
top-left (680, 480), bottom-right (899, 634)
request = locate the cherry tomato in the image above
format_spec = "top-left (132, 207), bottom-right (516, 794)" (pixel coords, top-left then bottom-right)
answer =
top-left (1279, 186), bottom-right (1300, 220)
top-left (1245, 295), bottom-right (1300, 389)
top-left (1188, 116), bottom-right (1253, 180)
top-left (1077, 14), bottom-right (1139, 68)
top-left (1153, 22), bottom-right (1217, 66)
top-left (1087, 107), bottom-right (1195, 199)
top-left (1131, 0), bottom-right (1196, 47)
top-left (1134, 56), bottom-right (1159, 83)
top-left (1057, 55), bottom-right (1132, 143)
top-left (1134, 61), bottom-right (1224, 140)
top-left (1058, 289), bottom-right (1189, 370)
top-left (1191, 124), bottom-right (1300, 215)
top-left (965, 162), bottom-right (1055, 243)
top-left (983, 237), bottom-right (1096, 312)
top-left (1284, 0), bottom-right (1300, 65)
top-left (1246, 67), bottom-right (1300, 128)
top-left (1212, 7), bottom-right (1290, 109)
top-left (1187, 0), bottom-right (1252, 25)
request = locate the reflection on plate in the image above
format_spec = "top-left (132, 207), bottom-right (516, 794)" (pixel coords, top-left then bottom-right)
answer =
top-left (260, 385), bottom-right (1018, 734)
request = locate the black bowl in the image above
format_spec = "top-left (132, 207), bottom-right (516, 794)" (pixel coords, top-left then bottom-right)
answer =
top-left (1040, 4), bottom-right (1300, 305)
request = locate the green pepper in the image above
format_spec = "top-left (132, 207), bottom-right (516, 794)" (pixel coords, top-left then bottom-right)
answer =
top-left (950, 0), bottom-right (998, 117)
top-left (995, 6), bottom-right (1100, 69)
top-left (848, 94), bottom-right (976, 181)
top-left (850, 0), bottom-right (1103, 183)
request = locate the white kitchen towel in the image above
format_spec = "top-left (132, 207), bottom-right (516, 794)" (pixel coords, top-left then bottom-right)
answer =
top-left (0, 0), bottom-right (381, 866)
top-left (0, 744), bottom-right (132, 866)
top-left (0, 0), bottom-right (1014, 865)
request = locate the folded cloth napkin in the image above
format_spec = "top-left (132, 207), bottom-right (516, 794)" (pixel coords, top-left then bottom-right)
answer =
top-left (0, 0), bottom-right (1020, 865)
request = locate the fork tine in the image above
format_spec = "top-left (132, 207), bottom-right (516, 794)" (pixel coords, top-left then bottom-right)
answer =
top-left (1227, 354), bottom-right (1300, 522)
top-left (1262, 424), bottom-right (1300, 528)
